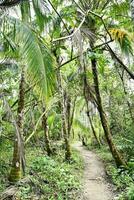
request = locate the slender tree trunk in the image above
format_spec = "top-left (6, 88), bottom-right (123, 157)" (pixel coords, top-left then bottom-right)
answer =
top-left (130, 0), bottom-right (134, 21)
top-left (91, 57), bottom-right (127, 167)
top-left (30, 109), bottom-right (39, 145)
top-left (66, 94), bottom-right (71, 137)
top-left (67, 96), bottom-right (76, 138)
top-left (62, 90), bottom-right (71, 160)
top-left (9, 68), bottom-right (25, 182)
top-left (83, 63), bottom-right (101, 146)
top-left (57, 70), bottom-right (71, 160)
top-left (70, 97), bottom-right (77, 134)
top-left (117, 70), bottom-right (134, 123)
top-left (42, 106), bottom-right (53, 156)
top-left (54, 46), bottom-right (71, 160)
top-left (87, 110), bottom-right (101, 146)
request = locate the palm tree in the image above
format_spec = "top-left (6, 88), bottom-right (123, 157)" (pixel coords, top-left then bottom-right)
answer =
top-left (42, 106), bottom-right (53, 156)
top-left (0, 7), bottom-right (56, 181)
top-left (9, 68), bottom-right (25, 182)
top-left (74, 0), bottom-right (127, 167)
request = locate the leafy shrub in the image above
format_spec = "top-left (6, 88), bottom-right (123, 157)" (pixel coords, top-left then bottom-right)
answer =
top-left (18, 148), bottom-right (83, 200)
top-left (127, 184), bottom-right (134, 200)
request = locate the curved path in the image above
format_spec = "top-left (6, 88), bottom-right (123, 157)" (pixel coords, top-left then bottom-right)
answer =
top-left (73, 142), bottom-right (115, 200)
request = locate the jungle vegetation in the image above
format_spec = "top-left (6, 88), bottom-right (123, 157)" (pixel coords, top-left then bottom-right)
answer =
top-left (0, 0), bottom-right (134, 199)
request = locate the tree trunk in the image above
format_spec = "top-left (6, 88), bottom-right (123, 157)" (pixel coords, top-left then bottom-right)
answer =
top-left (69, 97), bottom-right (77, 136)
top-left (9, 68), bottom-right (25, 182)
top-left (62, 90), bottom-right (71, 160)
top-left (91, 57), bottom-right (127, 167)
top-left (57, 70), bottom-right (71, 160)
top-left (87, 110), bottom-right (101, 147)
top-left (66, 95), bottom-right (76, 138)
top-left (117, 70), bottom-right (134, 123)
top-left (42, 107), bottom-right (53, 156)
top-left (66, 95), bottom-right (71, 137)
top-left (83, 63), bottom-right (101, 146)
top-left (130, 0), bottom-right (134, 21)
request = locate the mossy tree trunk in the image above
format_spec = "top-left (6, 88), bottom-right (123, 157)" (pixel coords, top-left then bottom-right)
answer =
top-left (83, 62), bottom-right (101, 146)
top-left (83, 11), bottom-right (127, 167)
top-left (57, 70), bottom-right (71, 161)
top-left (117, 69), bottom-right (134, 123)
top-left (91, 57), bottom-right (127, 167)
top-left (66, 94), bottom-right (76, 138)
top-left (42, 106), bottom-right (53, 156)
top-left (62, 90), bottom-right (71, 160)
top-left (69, 96), bottom-right (77, 137)
top-left (9, 68), bottom-right (25, 182)
top-left (87, 110), bottom-right (101, 147)
top-left (66, 95), bottom-right (71, 137)
top-left (54, 48), bottom-right (71, 160)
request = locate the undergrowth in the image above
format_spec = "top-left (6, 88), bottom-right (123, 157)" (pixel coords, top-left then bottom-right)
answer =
top-left (91, 144), bottom-right (134, 200)
top-left (0, 142), bottom-right (83, 200)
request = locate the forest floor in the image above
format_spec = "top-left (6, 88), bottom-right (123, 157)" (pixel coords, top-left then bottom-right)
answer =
top-left (73, 142), bottom-right (116, 200)
top-left (0, 143), bottom-right (83, 200)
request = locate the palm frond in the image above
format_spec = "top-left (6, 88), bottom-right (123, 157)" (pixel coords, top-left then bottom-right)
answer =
top-left (32, 0), bottom-right (51, 32)
top-left (38, 38), bottom-right (57, 97)
top-left (1, 17), bottom-right (56, 100)
top-left (110, 1), bottom-right (129, 18)
top-left (20, 0), bottom-right (31, 22)
top-left (15, 21), bottom-right (48, 98)
top-left (109, 28), bottom-right (133, 56)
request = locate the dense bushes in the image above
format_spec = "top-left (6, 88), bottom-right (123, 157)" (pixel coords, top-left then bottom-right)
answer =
top-left (0, 143), bottom-right (83, 200)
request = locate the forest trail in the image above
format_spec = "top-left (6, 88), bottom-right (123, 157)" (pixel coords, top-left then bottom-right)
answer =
top-left (73, 142), bottom-right (115, 200)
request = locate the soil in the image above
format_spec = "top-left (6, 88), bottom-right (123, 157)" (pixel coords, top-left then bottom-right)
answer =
top-left (73, 142), bottom-right (116, 200)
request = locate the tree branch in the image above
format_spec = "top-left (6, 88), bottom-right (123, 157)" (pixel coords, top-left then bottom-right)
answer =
top-left (47, 0), bottom-right (70, 34)
top-left (107, 44), bottom-right (134, 80)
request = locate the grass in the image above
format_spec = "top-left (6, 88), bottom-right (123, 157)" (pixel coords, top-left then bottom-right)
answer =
top-left (0, 142), bottom-right (83, 200)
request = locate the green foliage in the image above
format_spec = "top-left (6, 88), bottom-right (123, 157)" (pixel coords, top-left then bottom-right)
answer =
top-left (0, 143), bottom-right (12, 192)
top-left (109, 167), bottom-right (134, 200)
top-left (0, 0), bottom-right (134, 199)
top-left (0, 143), bottom-right (83, 200)
top-left (1, 17), bottom-right (56, 100)
top-left (19, 148), bottom-right (83, 200)
top-left (107, 166), bottom-right (133, 189)
top-left (20, 1), bottom-right (31, 22)
top-left (109, 28), bottom-right (133, 56)
top-left (95, 145), bottom-right (134, 200)
top-left (127, 184), bottom-right (134, 200)
top-left (110, 2), bottom-right (129, 18)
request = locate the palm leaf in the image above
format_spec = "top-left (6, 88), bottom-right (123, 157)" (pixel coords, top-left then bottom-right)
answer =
top-left (1, 17), bottom-right (56, 100)
top-left (15, 21), bottom-right (48, 98)
top-left (39, 38), bottom-right (56, 96)
top-left (20, 0), bottom-right (31, 22)
top-left (32, 0), bottom-right (51, 32)
top-left (110, 1), bottom-right (129, 17)
top-left (109, 28), bottom-right (133, 56)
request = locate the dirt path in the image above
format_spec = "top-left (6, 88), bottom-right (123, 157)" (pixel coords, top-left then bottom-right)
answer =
top-left (73, 142), bottom-right (115, 200)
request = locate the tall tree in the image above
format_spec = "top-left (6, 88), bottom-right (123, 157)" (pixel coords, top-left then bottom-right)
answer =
top-left (42, 106), bottom-right (53, 156)
top-left (9, 68), bottom-right (25, 182)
